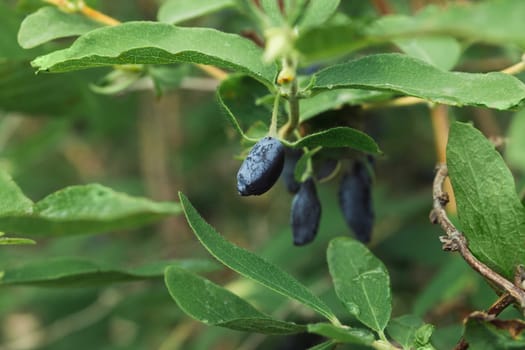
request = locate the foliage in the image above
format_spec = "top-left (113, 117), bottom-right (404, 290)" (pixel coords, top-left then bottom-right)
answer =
top-left (1, 0), bottom-right (525, 349)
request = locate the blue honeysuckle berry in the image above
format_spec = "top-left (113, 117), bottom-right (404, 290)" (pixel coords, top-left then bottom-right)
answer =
top-left (237, 136), bottom-right (285, 196)
top-left (291, 177), bottom-right (321, 246)
top-left (338, 159), bottom-right (375, 243)
top-left (282, 147), bottom-right (303, 194)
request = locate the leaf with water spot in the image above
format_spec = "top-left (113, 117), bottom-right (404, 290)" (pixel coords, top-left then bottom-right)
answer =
top-left (165, 266), bottom-right (306, 334)
top-left (327, 237), bottom-right (391, 333)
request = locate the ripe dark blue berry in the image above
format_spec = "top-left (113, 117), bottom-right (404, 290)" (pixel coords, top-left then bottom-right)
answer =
top-left (291, 178), bottom-right (321, 246)
top-left (237, 136), bottom-right (285, 196)
top-left (338, 160), bottom-right (374, 243)
top-left (282, 148), bottom-right (303, 194)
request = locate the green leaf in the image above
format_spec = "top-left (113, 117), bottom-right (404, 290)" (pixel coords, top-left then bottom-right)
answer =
top-left (260, 0), bottom-right (286, 26)
top-left (313, 54), bottom-right (525, 110)
top-left (31, 22), bottom-right (277, 87)
top-left (393, 36), bottom-right (461, 71)
top-left (295, 23), bottom-right (366, 63)
top-left (294, 147), bottom-right (321, 183)
top-left (506, 109), bottom-right (525, 173)
top-left (387, 315), bottom-right (434, 349)
top-left (447, 122), bottom-right (525, 279)
top-left (299, 89), bottom-right (392, 122)
top-left (297, 0), bottom-right (340, 29)
top-left (0, 257), bottom-right (217, 287)
top-left (307, 323), bottom-right (375, 345)
top-left (0, 172), bottom-right (181, 236)
top-left (216, 74), bottom-right (273, 141)
top-left (165, 266), bottom-right (306, 334)
top-left (158, 0), bottom-right (234, 24)
top-left (90, 67), bottom-right (143, 95)
top-left (464, 316), bottom-right (525, 349)
top-left (327, 237), bottom-right (391, 333)
top-left (292, 127), bottom-right (381, 155)
top-left (18, 6), bottom-right (102, 49)
top-left (297, 1), bottom-right (525, 63)
top-left (369, 1), bottom-right (525, 49)
top-left (178, 192), bottom-right (339, 324)
top-left (0, 237), bottom-right (36, 245)
top-left (0, 170), bottom-right (33, 216)
top-left (306, 340), bottom-right (338, 350)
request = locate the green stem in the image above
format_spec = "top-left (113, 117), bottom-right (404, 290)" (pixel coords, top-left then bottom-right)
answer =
top-left (278, 79), bottom-right (299, 139)
top-left (268, 94), bottom-right (280, 137)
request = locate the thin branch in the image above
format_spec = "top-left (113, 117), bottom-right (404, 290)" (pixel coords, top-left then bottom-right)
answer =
top-left (278, 79), bottom-right (299, 139)
top-left (430, 164), bottom-right (525, 310)
top-left (430, 104), bottom-right (456, 214)
top-left (362, 96), bottom-right (427, 110)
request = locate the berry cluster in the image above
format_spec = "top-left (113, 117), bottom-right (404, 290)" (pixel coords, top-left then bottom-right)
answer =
top-left (237, 136), bottom-right (375, 245)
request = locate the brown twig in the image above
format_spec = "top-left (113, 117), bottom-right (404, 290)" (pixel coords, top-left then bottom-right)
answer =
top-left (430, 164), bottom-right (525, 309)
top-left (430, 104), bottom-right (456, 214)
top-left (432, 164), bottom-right (525, 350)
top-left (370, 0), bottom-right (394, 15)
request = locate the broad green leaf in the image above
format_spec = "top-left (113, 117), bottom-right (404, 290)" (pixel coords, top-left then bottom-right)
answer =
top-left (299, 89), bottom-right (392, 122)
top-left (165, 266), bottom-right (305, 334)
top-left (31, 22), bottom-right (277, 87)
top-left (0, 170), bottom-right (33, 216)
top-left (297, 0), bottom-right (340, 29)
top-left (327, 237), bottom-right (391, 333)
top-left (387, 315), bottom-right (434, 349)
top-left (307, 323), bottom-right (374, 345)
top-left (464, 316), bottom-right (525, 349)
top-left (292, 127), bottom-right (381, 155)
top-left (313, 54), bottom-right (525, 110)
top-left (18, 6), bottom-right (102, 49)
top-left (0, 257), bottom-right (217, 287)
top-left (158, 0), bottom-right (234, 24)
top-left (447, 122), bottom-right (525, 279)
top-left (0, 175), bottom-right (181, 235)
top-left (178, 192), bottom-right (339, 324)
top-left (216, 74), bottom-right (273, 141)
top-left (394, 36), bottom-right (461, 71)
top-left (506, 109), bottom-right (525, 173)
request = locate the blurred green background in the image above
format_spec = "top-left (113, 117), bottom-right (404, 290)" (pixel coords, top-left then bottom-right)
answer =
top-left (1, 1), bottom-right (524, 349)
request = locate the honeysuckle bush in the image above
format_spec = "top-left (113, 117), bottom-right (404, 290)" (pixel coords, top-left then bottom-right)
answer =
top-left (1, 0), bottom-right (525, 349)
